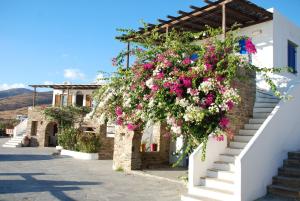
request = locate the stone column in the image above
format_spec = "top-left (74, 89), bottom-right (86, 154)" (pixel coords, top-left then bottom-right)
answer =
top-left (98, 123), bottom-right (114, 160)
top-left (113, 126), bottom-right (142, 171)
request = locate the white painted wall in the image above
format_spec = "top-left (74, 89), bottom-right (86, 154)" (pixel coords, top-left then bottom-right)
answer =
top-left (236, 79), bottom-right (300, 201)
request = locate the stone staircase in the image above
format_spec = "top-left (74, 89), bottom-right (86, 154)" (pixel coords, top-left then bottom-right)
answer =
top-left (2, 134), bottom-right (25, 148)
top-left (267, 151), bottom-right (300, 199)
top-left (181, 90), bottom-right (279, 201)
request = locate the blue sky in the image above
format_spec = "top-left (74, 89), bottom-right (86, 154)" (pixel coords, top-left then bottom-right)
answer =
top-left (0, 0), bottom-right (300, 90)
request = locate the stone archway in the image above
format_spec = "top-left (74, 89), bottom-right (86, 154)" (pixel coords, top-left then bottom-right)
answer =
top-left (44, 122), bottom-right (58, 147)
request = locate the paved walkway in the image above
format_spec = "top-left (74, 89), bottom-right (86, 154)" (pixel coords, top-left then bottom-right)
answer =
top-left (0, 138), bottom-right (186, 201)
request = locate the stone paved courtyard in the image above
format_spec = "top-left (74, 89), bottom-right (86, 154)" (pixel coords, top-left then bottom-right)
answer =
top-left (0, 138), bottom-right (185, 201)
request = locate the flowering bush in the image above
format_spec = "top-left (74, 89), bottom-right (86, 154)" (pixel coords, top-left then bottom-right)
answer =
top-left (93, 27), bottom-right (282, 160)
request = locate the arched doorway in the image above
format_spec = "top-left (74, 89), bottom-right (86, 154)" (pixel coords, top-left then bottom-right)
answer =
top-left (45, 122), bottom-right (58, 147)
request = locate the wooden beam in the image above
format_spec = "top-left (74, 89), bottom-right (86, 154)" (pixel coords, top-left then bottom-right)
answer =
top-left (167, 15), bottom-right (205, 30)
top-left (178, 10), bottom-right (220, 27)
top-left (32, 87), bottom-right (36, 107)
top-left (235, 0), bottom-right (273, 18)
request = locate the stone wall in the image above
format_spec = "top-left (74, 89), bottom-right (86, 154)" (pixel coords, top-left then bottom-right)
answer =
top-left (97, 123), bottom-right (114, 159)
top-left (113, 126), bottom-right (142, 171)
top-left (227, 68), bottom-right (256, 137)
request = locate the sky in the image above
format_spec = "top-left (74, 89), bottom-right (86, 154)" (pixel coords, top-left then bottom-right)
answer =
top-left (0, 0), bottom-right (300, 91)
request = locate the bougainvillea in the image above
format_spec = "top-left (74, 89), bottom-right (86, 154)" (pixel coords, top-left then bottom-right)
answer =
top-left (93, 27), bottom-right (283, 161)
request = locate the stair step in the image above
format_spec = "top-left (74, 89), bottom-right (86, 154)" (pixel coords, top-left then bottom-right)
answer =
top-left (253, 107), bottom-right (274, 113)
top-left (188, 186), bottom-right (234, 201)
top-left (253, 112), bottom-right (271, 118)
top-left (284, 159), bottom-right (300, 168)
top-left (288, 152), bottom-right (300, 160)
top-left (273, 176), bottom-right (300, 188)
top-left (244, 123), bottom-right (261, 130)
top-left (249, 118), bottom-right (265, 124)
top-left (239, 129), bottom-right (256, 135)
top-left (2, 144), bottom-right (21, 148)
top-left (268, 184), bottom-right (300, 198)
top-left (254, 102), bottom-right (277, 108)
top-left (200, 177), bottom-right (234, 192)
top-left (213, 161), bottom-right (235, 171)
top-left (233, 135), bottom-right (253, 143)
top-left (230, 141), bottom-right (248, 149)
top-left (219, 154), bottom-right (237, 163)
top-left (256, 98), bottom-right (279, 103)
top-left (181, 194), bottom-right (221, 201)
top-left (4, 142), bottom-right (22, 145)
top-left (207, 169), bottom-right (235, 181)
top-left (225, 147), bottom-right (243, 155)
top-left (256, 93), bottom-right (278, 99)
top-left (279, 167), bottom-right (300, 178)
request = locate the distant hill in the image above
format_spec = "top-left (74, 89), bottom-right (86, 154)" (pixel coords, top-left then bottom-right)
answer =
top-left (0, 88), bottom-right (32, 99)
top-left (0, 88), bottom-right (52, 119)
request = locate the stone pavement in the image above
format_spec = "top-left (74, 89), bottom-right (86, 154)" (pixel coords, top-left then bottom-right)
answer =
top-left (0, 138), bottom-right (186, 201)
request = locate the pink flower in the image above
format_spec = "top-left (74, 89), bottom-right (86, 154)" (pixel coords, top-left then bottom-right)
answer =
top-left (182, 58), bottom-right (191, 65)
top-left (216, 75), bottom-right (224, 82)
top-left (136, 104), bottom-right (142, 110)
top-left (226, 100), bottom-right (234, 110)
top-left (164, 60), bottom-right (172, 67)
top-left (205, 63), bottom-right (213, 71)
top-left (215, 135), bottom-right (224, 141)
top-left (127, 123), bottom-right (138, 131)
top-left (143, 63), bottom-right (154, 70)
top-left (180, 76), bottom-right (192, 88)
top-left (219, 117), bottom-right (230, 128)
top-left (116, 117), bottom-right (123, 125)
top-left (151, 85), bottom-right (159, 92)
top-left (115, 106), bottom-right (123, 117)
top-left (245, 38), bottom-right (257, 54)
top-left (205, 93), bottom-right (214, 106)
top-left (112, 58), bottom-right (117, 66)
top-left (156, 72), bottom-right (164, 79)
top-left (170, 83), bottom-right (184, 97)
top-left (163, 82), bottom-right (172, 88)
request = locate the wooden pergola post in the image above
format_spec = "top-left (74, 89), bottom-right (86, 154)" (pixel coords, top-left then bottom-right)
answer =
top-left (222, 3), bottom-right (226, 39)
top-left (126, 41), bottom-right (130, 69)
top-left (32, 87), bottom-right (37, 107)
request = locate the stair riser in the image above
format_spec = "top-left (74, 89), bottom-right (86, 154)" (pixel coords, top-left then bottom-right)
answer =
top-left (268, 186), bottom-right (300, 199)
top-left (213, 163), bottom-right (235, 172)
top-left (234, 135), bottom-right (252, 142)
top-left (200, 178), bottom-right (234, 192)
top-left (220, 155), bottom-right (236, 163)
top-left (249, 119), bottom-right (265, 124)
top-left (284, 160), bottom-right (300, 168)
top-left (206, 170), bottom-right (234, 181)
top-left (256, 98), bottom-right (279, 103)
top-left (256, 94), bottom-right (278, 99)
top-left (279, 169), bottom-right (300, 178)
top-left (239, 130), bottom-right (256, 135)
top-left (254, 103), bottom-right (277, 108)
top-left (230, 142), bottom-right (247, 149)
top-left (252, 113), bottom-right (270, 118)
top-left (288, 152), bottom-right (300, 160)
top-left (273, 178), bottom-right (300, 188)
top-left (244, 124), bottom-right (261, 130)
top-left (225, 148), bottom-right (242, 156)
top-left (181, 195), bottom-right (201, 201)
top-left (2, 144), bottom-right (21, 148)
top-left (189, 187), bottom-right (234, 201)
top-left (253, 108), bottom-right (274, 113)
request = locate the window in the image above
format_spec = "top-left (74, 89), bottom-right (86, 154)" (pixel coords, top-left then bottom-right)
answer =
top-left (288, 41), bottom-right (297, 73)
top-left (54, 95), bottom-right (61, 107)
top-left (86, 95), bottom-right (92, 107)
top-left (61, 95), bottom-right (68, 106)
top-left (76, 92), bottom-right (84, 106)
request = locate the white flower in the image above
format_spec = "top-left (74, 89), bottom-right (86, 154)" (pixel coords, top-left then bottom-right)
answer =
top-left (175, 98), bottom-right (189, 108)
top-left (146, 78), bottom-right (154, 88)
top-left (171, 125), bottom-right (182, 135)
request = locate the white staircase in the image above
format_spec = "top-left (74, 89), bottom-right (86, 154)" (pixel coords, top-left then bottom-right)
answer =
top-left (2, 119), bottom-right (28, 148)
top-left (182, 90), bottom-right (279, 201)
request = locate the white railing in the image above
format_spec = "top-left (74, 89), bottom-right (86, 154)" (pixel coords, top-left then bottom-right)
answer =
top-left (236, 79), bottom-right (300, 201)
top-left (188, 134), bottom-right (227, 188)
top-left (13, 118), bottom-right (28, 137)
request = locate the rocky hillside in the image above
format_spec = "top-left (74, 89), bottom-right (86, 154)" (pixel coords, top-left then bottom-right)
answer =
top-left (0, 88), bottom-right (52, 119)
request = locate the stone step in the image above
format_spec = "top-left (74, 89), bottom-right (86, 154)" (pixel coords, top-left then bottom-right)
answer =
top-left (219, 154), bottom-right (237, 163)
top-left (253, 107), bottom-right (274, 113)
top-left (279, 167), bottom-right (300, 178)
top-left (268, 184), bottom-right (300, 199)
top-left (230, 141), bottom-right (248, 149)
top-left (249, 118), bottom-right (265, 124)
top-left (181, 194), bottom-right (221, 201)
top-left (188, 186), bottom-right (234, 201)
top-left (244, 123), bottom-right (261, 130)
top-left (200, 177), bottom-right (234, 192)
top-left (213, 161), bottom-right (235, 171)
top-left (239, 129), bottom-right (256, 135)
top-left (284, 159), bottom-right (300, 168)
top-left (233, 135), bottom-right (253, 143)
top-left (224, 147), bottom-right (243, 156)
top-left (2, 144), bottom-right (21, 148)
top-left (256, 94), bottom-right (278, 99)
top-left (4, 141), bottom-right (21, 145)
top-left (273, 176), bottom-right (300, 188)
top-left (252, 112), bottom-right (270, 118)
top-left (288, 152), bottom-right (300, 160)
top-left (254, 102), bottom-right (277, 108)
top-left (206, 169), bottom-right (235, 181)
top-left (256, 98), bottom-right (279, 103)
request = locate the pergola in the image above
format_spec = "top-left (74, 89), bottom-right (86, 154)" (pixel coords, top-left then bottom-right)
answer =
top-left (29, 84), bottom-right (102, 107)
top-left (118, 0), bottom-right (273, 67)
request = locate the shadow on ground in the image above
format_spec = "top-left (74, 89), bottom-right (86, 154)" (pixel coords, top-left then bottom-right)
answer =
top-left (0, 154), bottom-right (54, 161)
top-left (0, 173), bottom-right (101, 201)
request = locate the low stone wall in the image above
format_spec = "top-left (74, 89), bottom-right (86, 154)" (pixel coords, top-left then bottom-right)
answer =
top-left (98, 123), bottom-right (114, 160)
